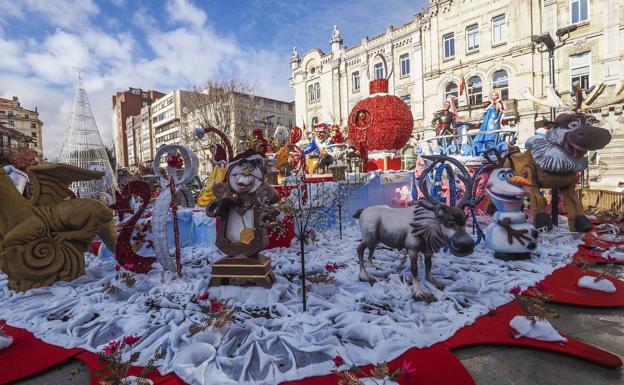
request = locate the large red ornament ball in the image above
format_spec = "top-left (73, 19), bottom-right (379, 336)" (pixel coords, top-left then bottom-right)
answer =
top-left (348, 79), bottom-right (414, 151)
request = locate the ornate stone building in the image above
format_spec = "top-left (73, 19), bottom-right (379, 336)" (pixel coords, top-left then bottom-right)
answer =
top-left (290, 0), bottom-right (623, 183)
top-left (0, 96), bottom-right (43, 155)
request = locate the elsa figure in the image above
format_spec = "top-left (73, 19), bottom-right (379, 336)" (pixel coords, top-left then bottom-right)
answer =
top-left (473, 91), bottom-right (505, 155)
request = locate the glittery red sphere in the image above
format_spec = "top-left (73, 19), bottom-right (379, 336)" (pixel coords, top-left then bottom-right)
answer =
top-left (348, 79), bottom-right (414, 151)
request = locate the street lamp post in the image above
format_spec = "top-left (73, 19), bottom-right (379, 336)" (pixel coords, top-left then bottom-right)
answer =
top-left (531, 24), bottom-right (577, 227)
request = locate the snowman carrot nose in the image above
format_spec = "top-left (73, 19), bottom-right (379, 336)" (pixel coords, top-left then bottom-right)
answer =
top-left (242, 170), bottom-right (251, 176)
top-left (509, 175), bottom-right (532, 187)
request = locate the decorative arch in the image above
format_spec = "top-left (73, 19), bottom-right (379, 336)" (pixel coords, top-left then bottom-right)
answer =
top-left (369, 53), bottom-right (389, 80)
top-left (483, 62), bottom-right (515, 99)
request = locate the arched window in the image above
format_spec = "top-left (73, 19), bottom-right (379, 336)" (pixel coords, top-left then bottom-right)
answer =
top-left (444, 82), bottom-right (458, 102)
top-left (467, 76), bottom-right (483, 105)
top-left (374, 62), bottom-right (385, 79)
top-left (491, 70), bottom-right (509, 100)
top-left (308, 83), bottom-right (320, 103)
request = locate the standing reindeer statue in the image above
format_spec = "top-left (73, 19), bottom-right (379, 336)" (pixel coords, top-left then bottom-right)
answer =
top-left (353, 155), bottom-right (482, 302)
top-left (514, 82), bottom-right (617, 232)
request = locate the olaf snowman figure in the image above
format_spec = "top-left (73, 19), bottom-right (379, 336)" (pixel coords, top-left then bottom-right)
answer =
top-left (483, 149), bottom-right (539, 261)
top-left (206, 149), bottom-right (280, 288)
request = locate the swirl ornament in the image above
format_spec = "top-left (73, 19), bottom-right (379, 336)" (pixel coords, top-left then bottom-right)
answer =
top-left (151, 144), bottom-right (199, 272)
top-left (111, 180), bottom-right (156, 273)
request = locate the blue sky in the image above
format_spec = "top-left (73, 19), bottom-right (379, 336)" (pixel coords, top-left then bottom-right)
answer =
top-left (0, 0), bottom-right (426, 158)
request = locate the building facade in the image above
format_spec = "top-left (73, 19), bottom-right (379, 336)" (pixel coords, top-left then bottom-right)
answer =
top-left (112, 87), bottom-right (165, 169)
top-left (290, 0), bottom-right (623, 165)
top-left (0, 96), bottom-right (43, 154)
top-left (121, 88), bottom-right (295, 174)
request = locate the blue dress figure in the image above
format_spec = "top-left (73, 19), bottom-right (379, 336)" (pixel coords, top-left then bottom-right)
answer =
top-left (473, 91), bottom-right (505, 155)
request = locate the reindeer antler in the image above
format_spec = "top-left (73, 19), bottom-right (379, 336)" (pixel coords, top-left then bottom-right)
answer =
top-left (583, 80), bottom-right (624, 110)
top-left (482, 147), bottom-right (505, 168)
top-left (417, 156), bottom-right (444, 211)
top-left (418, 155), bottom-right (484, 211)
top-left (520, 85), bottom-right (569, 109)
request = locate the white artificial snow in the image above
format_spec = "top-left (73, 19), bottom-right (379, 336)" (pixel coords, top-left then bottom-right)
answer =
top-left (577, 276), bottom-right (617, 293)
top-left (509, 316), bottom-right (567, 343)
top-left (601, 248), bottom-right (624, 261)
top-left (0, 221), bottom-right (580, 385)
top-left (360, 378), bottom-right (399, 385)
top-left (599, 234), bottom-right (624, 243)
top-left (0, 333), bottom-right (12, 351)
top-left (123, 376), bottom-right (153, 385)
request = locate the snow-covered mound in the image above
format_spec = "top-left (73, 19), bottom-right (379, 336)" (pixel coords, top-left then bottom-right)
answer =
top-left (510, 315), bottom-right (567, 343)
top-left (601, 248), bottom-right (624, 261)
top-left (0, 222), bottom-right (580, 385)
top-left (577, 276), bottom-right (616, 293)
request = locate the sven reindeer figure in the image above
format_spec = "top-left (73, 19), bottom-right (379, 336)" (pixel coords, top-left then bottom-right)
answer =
top-left (514, 83), bottom-right (614, 232)
top-left (353, 155), bottom-right (482, 302)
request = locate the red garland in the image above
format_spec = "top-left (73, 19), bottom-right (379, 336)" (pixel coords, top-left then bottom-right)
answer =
top-left (347, 79), bottom-right (413, 152)
top-left (169, 177), bottom-right (182, 277)
top-left (110, 181), bottom-right (156, 273)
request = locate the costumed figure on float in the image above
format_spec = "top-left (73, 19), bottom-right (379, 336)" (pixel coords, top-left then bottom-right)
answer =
top-left (206, 148), bottom-right (281, 288)
top-left (431, 99), bottom-right (457, 153)
top-left (303, 123), bottom-right (334, 174)
top-left (473, 90), bottom-right (505, 154)
top-left (481, 148), bottom-right (538, 261)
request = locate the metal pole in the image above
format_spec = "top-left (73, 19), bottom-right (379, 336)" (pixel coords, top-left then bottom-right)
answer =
top-left (548, 49), bottom-right (559, 226)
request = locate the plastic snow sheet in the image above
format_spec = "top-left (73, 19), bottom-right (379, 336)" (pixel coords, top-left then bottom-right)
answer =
top-left (0, 219), bottom-right (581, 385)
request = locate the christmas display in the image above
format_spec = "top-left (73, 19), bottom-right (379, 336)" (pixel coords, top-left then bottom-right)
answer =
top-left (206, 149), bottom-right (280, 288)
top-left (513, 84), bottom-right (614, 232)
top-left (0, 163), bottom-right (117, 291)
top-left (482, 148), bottom-right (538, 261)
top-left (354, 155), bottom-right (481, 302)
top-left (347, 78), bottom-right (413, 169)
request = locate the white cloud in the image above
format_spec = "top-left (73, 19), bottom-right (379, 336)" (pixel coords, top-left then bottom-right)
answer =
top-left (165, 0), bottom-right (207, 30)
top-left (0, 0), bottom-right (422, 160)
top-left (0, 0), bottom-right (293, 160)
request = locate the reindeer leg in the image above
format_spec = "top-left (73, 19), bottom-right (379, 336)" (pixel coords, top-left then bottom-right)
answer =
top-left (357, 242), bottom-right (376, 284)
top-left (425, 254), bottom-right (445, 290)
top-left (563, 183), bottom-right (592, 233)
top-left (532, 185), bottom-right (552, 230)
top-left (409, 250), bottom-right (435, 302)
top-left (366, 243), bottom-right (376, 267)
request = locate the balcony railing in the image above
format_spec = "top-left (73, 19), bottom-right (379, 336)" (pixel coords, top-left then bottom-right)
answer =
top-left (578, 188), bottom-right (624, 212)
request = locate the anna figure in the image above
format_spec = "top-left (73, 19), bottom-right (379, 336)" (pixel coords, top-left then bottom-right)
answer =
top-left (473, 91), bottom-right (505, 155)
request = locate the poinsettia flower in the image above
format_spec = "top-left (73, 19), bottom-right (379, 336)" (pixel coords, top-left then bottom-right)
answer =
top-left (400, 360), bottom-right (417, 376)
top-left (509, 285), bottom-right (521, 295)
top-left (102, 340), bottom-right (121, 355)
top-left (325, 263), bottom-right (336, 273)
top-left (197, 292), bottom-right (210, 301)
top-left (210, 300), bottom-right (223, 314)
top-left (332, 354), bottom-right (345, 367)
top-left (123, 335), bottom-right (141, 346)
top-left (114, 265), bottom-right (121, 271)
top-left (534, 282), bottom-right (550, 293)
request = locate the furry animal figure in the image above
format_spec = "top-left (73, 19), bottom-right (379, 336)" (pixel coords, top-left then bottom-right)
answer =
top-left (511, 84), bottom-right (614, 232)
top-left (353, 155), bottom-right (481, 302)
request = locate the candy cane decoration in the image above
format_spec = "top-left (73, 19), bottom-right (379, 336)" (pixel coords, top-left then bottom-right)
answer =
top-left (151, 144), bottom-right (199, 272)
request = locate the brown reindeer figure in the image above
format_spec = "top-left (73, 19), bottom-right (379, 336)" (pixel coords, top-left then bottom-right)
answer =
top-left (512, 83), bottom-right (617, 232)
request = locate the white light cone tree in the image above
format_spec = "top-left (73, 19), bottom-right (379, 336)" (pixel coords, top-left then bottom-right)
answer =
top-left (59, 69), bottom-right (117, 195)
